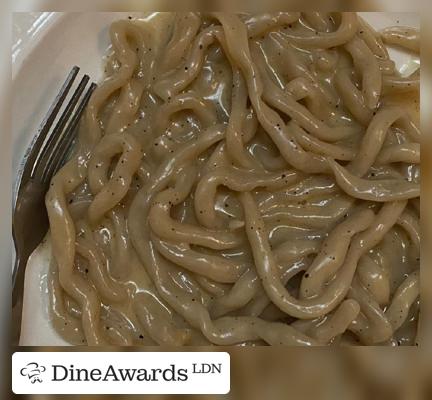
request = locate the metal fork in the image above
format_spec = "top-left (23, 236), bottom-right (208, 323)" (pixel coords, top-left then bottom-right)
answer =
top-left (12, 66), bottom-right (96, 311)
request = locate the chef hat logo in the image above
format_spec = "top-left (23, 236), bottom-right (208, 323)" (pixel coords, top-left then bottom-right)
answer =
top-left (20, 362), bottom-right (46, 384)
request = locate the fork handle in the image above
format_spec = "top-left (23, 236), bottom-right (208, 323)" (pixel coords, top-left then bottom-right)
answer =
top-left (12, 254), bottom-right (26, 307)
top-left (12, 255), bottom-right (26, 345)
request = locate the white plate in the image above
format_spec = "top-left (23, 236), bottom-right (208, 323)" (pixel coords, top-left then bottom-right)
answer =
top-left (12, 12), bottom-right (419, 346)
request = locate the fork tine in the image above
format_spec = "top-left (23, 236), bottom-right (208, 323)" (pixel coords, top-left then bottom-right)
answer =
top-left (42, 82), bottom-right (97, 182)
top-left (18, 66), bottom-right (80, 186)
top-left (33, 74), bottom-right (90, 180)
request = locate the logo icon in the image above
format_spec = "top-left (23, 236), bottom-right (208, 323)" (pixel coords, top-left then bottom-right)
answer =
top-left (20, 362), bottom-right (46, 384)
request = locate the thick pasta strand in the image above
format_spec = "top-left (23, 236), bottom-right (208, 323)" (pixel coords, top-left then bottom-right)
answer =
top-left (244, 12), bottom-right (300, 38)
top-left (344, 35), bottom-right (382, 109)
top-left (328, 158), bottom-right (420, 201)
top-left (274, 12), bottom-right (358, 49)
top-left (299, 209), bottom-right (375, 299)
top-left (381, 26), bottom-right (420, 53)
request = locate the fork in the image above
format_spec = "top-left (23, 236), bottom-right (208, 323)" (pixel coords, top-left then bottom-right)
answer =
top-left (12, 66), bottom-right (96, 312)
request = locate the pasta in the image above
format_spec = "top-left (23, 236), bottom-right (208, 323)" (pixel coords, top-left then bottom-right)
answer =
top-left (44, 12), bottom-right (420, 346)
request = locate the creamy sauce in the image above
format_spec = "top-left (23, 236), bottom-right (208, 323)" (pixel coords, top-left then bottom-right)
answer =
top-left (45, 12), bottom-right (420, 346)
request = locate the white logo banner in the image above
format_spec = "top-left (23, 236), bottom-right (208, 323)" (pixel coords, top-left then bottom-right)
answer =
top-left (12, 352), bottom-right (230, 394)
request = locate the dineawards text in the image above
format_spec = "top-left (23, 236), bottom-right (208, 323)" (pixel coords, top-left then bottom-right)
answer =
top-left (52, 364), bottom-right (188, 382)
